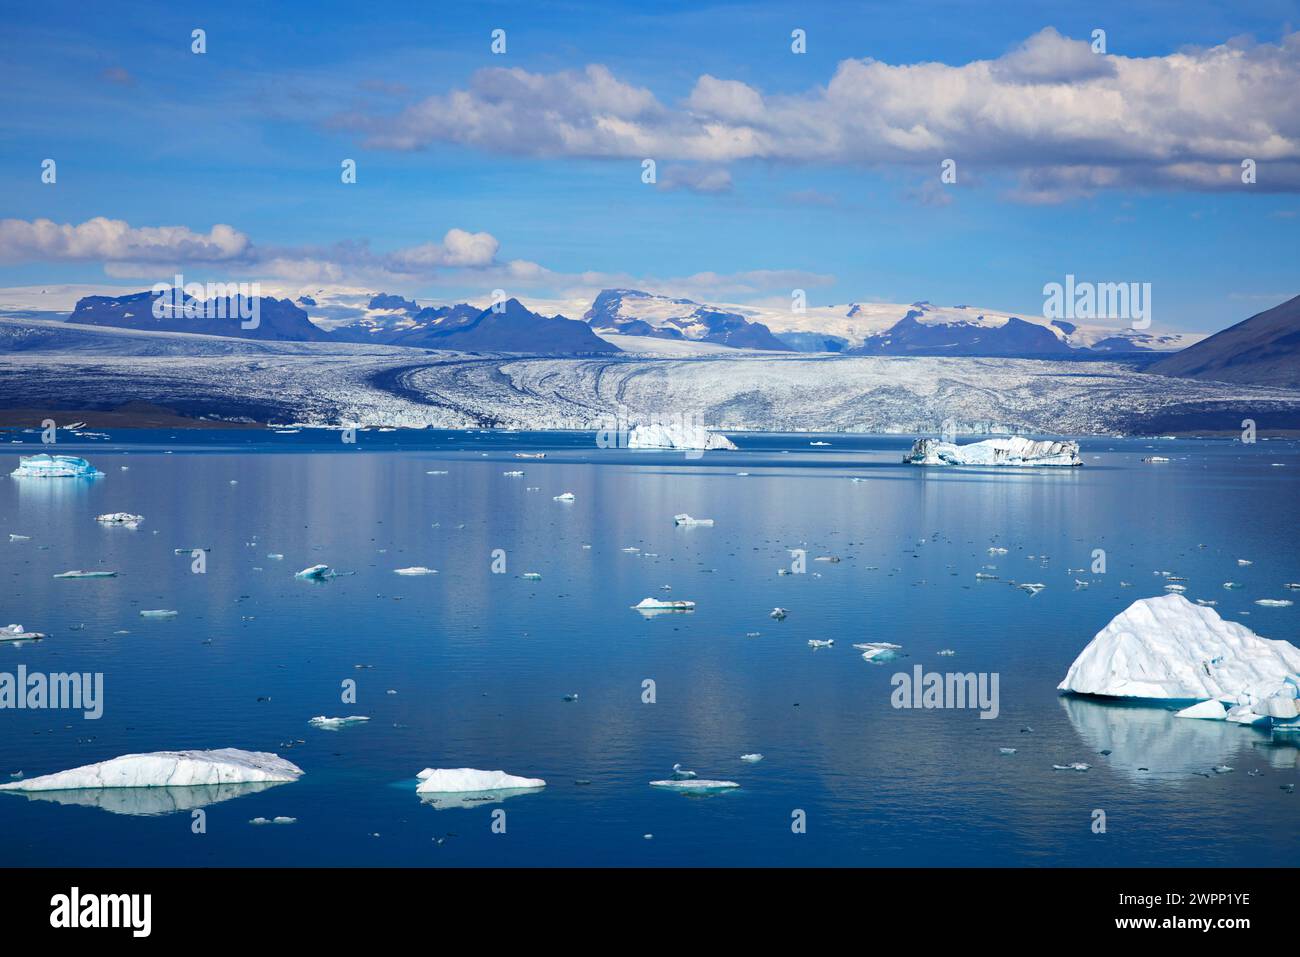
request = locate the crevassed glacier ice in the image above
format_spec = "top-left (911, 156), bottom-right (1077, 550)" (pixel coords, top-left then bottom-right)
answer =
top-left (903, 436), bottom-right (1081, 467)
top-left (0, 748), bottom-right (303, 791)
top-left (626, 422), bottom-right (738, 451)
top-left (11, 454), bottom-right (104, 478)
top-left (1058, 595), bottom-right (1300, 722)
top-left (414, 768), bottom-right (546, 793)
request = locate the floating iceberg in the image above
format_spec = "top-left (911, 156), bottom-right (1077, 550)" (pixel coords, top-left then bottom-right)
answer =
top-left (633, 597), bottom-right (695, 612)
top-left (740, 753), bottom-right (764, 763)
top-left (626, 423), bottom-right (738, 451)
top-left (4, 781), bottom-right (284, 816)
top-left (1058, 594), bottom-right (1300, 723)
top-left (295, 564), bottom-right (334, 581)
top-left (649, 779), bottom-right (740, 792)
top-left (674, 514), bottom-right (714, 526)
top-left (808, 639), bottom-right (834, 649)
top-left (1, 624), bottom-right (44, 642)
top-left (0, 749), bottom-right (303, 793)
top-left (855, 641), bottom-right (902, 662)
top-left (10, 454), bottom-right (103, 478)
top-left (553, 491), bottom-right (576, 501)
top-left (53, 569), bottom-right (116, 579)
top-left (903, 436), bottom-right (1081, 467)
top-left (96, 512), bottom-right (143, 527)
top-left (308, 715), bottom-right (370, 730)
top-left (139, 609), bottom-right (178, 619)
top-left (394, 566), bottom-right (437, 576)
top-left (415, 768), bottom-right (546, 793)
top-left (770, 607), bottom-right (788, 620)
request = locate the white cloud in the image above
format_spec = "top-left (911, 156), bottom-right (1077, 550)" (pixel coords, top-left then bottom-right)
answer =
top-left (343, 29), bottom-right (1300, 195)
top-left (0, 217), bottom-right (249, 263)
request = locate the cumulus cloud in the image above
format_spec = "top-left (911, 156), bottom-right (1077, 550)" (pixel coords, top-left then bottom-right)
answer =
top-left (342, 29), bottom-right (1300, 194)
top-left (0, 217), bottom-right (249, 263)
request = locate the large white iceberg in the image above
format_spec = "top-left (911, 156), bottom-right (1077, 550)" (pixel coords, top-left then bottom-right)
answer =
top-left (626, 422), bottom-right (738, 451)
top-left (0, 748), bottom-right (303, 792)
top-left (904, 436), bottom-right (1081, 467)
top-left (11, 454), bottom-right (104, 478)
top-left (1058, 594), bottom-right (1300, 722)
top-left (415, 768), bottom-right (546, 793)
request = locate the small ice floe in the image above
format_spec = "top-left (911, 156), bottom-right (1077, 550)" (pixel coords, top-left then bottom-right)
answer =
top-left (394, 566), bottom-right (437, 576)
top-left (988, 547), bottom-right (1009, 556)
top-left (266, 553), bottom-right (284, 560)
top-left (561, 693), bottom-right (578, 702)
top-left (810, 441), bottom-right (831, 446)
top-left (1058, 594), bottom-right (1300, 726)
top-left (502, 470), bottom-right (524, 477)
top-left (671, 763), bottom-right (696, 779)
top-left (53, 570), bottom-right (116, 579)
top-left (1018, 583), bottom-right (1046, 595)
top-left (856, 642), bottom-right (902, 663)
top-left (295, 564), bottom-right (335, 581)
top-left (1237, 559), bottom-right (1253, 566)
top-left (139, 609), bottom-right (178, 619)
top-left (1284, 583), bottom-right (1300, 590)
top-left (249, 816), bottom-right (296, 825)
top-left (769, 607), bottom-right (788, 620)
top-left (999, 748), bottom-right (1017, 755)
top-left (9, 534), bottom-right (30, 542)
top-left (553, 492), bottom-right (576, 502)
top-left (807, 639), bottom-right (834, 649)
top-left (1, 624), bottom-right (45, 642)
top-left (673, 514), bottom-right (714, 526)
top-left (1142, 456), bottom-right (1170, 463)
top-left (649, 779), bottom-right (740, 793)
top-left (1163, 583), bottom-right (1185, 593)
top-left (740, 753), bottom-right (764, 763)
top-left (1223, 581), bottom-right (1243, 589)
top-left (1076, 579), bottom-right (1092, 589)
top-left (814, 555), bottom-right (841, 564)
top-left (1212, 765), bottom-right (1234, 775)
top-left (1052, 763), bottom-right (1091, 772)
top-left (522, 572), bottom-right (542, 581)
top-left (633, 597), bottom-right (695, 613)
top-left (515, 452), bottom-right (546, 459)
top-left (1256, 599), bottom-right (1294, 607)
top-left (426, 470), bottom-right (448, 475)
top-left (308, 716), bottom-right (370, 730)
top-left (10, 454), bottom-right (103, 478)
top-left (415, 768), bottom-right (546, 801)
top-left (1196, 599), bottom-right (1218, 606)
top-left (975, 572), bottom-right (998, 580)
top-left (0, 749), bottom-right (303, 792)
top-left (937, 649), bottom-right (956, 657)
top-left (95, 512), bottom-right (143, 527)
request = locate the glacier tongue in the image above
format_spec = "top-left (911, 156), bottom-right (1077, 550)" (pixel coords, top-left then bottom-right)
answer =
top-left (1058, 594), bottom-right (1300, 717)
top-left (904, 436), bottom-right (1081, 466)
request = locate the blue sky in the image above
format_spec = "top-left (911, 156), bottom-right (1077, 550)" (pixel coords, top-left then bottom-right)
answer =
top-left (1, 0), bottom-right (1297, 331)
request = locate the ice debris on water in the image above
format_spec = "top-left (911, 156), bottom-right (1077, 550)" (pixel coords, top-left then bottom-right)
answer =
top-left (740, 753), bottom-right (764, 763)
top-left (769, 607), bottom-right (788, 620)
top-left (633, 597), bottom-right (695, 613)
top-left (855, 642), bottom-right (902, 662)
top-left (650, 779), bottom-right (740, 792)
top-left (1, 624), bottom-right (45, 642)
top-left (394, 566), bottom-right (437, 576)
top-left (308, 716), bottom-right (370, 730)
top-left (1052, 763), bottom-right (1091, 772)
top-left (95, 512), bottom-right (143, 527)
top-left (673, 514), bottom-right (714, 526)
top-left (553, 491), bottom-right (576, 501)
top-left (295, 564), bottom-right (335, 581)
top-left (808, 639), bottom-right (834, 649)
top-left (139, 609), bottom-right (178, 619)
top-left (54, 570), bottom-right (116, 579)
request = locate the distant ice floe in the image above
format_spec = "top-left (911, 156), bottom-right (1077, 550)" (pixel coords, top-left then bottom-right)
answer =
top-left (414, 768), bottom-right (546, 809)
top-left (674, 513), bottom-right (714, 526)
top-left (633, 596), bottom-right (695, 613)
top-left (649, 779), bottom-right (740, 792)
top-left (394, 566), bottom-right (437, 576)
top-left (53, 569), bottom-right (116, 579)
top-left (626, 422), bottom-right (738, 451)
top-left (1, 624), bottom-right (44, 642)
top-left (95, 512), bottom-right (143, 527)
top-left (856, 641), bottom-right (902, 662)
top-left (553, 491), bottom-right (576, 501)
top-left (903, 437), bottom-right (1081, 467)
top-left (139, 609), bottom-right (178, 619)
top-left (0, 749), bottom-right (303, 794)
top-left (295, 564), bottom-right (335, 580)
top-left (740, 753), bottom-right (764, 763)
top-left (308, 716), bottom-right (369, 730)
top-left (10, 454), bottom-right (103, 478)
top-left (1058, 594), bottom-right (1300, 728)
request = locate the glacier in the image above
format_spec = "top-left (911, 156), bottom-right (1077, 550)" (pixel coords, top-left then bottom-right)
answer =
top-left (0, 748), bottom-right (303, 791)
top-left (904, 436), bottom-right (1082, 466)
top-left (11, 454), bottom-right (103, 478)
top-left (1058, 594), bottom-right (1300, 723)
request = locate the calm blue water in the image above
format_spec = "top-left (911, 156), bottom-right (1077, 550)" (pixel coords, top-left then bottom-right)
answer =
top-left (1, 430), bottom-right (1297, 866)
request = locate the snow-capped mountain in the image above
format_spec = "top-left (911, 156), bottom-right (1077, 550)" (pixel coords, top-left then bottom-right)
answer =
top-left (584, 289), bottom-right (787, 350)
top-left (69, 291), bottom-right (330, 342)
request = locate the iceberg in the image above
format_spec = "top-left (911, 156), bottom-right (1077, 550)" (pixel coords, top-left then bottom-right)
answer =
top-left (139, 609), bottom-right (178, 618)
top-left (740, 753), bottom-right (764, 762)
top-left (553, 491), bottom-right (576, 501)
top-left (295, 564), bottom-right (334, 581)
top-left (649, 779), bottom-right (740, 792)
top-left (415, 768), bottom-right (546, 793)
top-left (96, 512), bottom-right (143, 527)
top-left (1, 624), bottom-right (45, 642)
top-left (1058, 594), bottom-right (1300, 722)
top-left (53, 569), bottom-right (116, 579)
top-left (0, 749), bottom-right (303, 792)
top-left (308, 715), bottom-right (369, 730)
top-left (3, 781), bottom-right (284, 816)
top-left (673, 513), bottom-right (714, 526)
top-left (808, 639), bottom-right (834, 649)
top-left (855, 641), bottom-right (902, 662)
top-left (903, 436), bottom-right (1081, 467)
top-left (626, 422), bottom-right (738, 451)
top-left (633, 596), bottom-right (695, 612)
top-left (10, 454), bottom-right (103, 478)
top-left (394, 566), bottom-right (437, 575)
